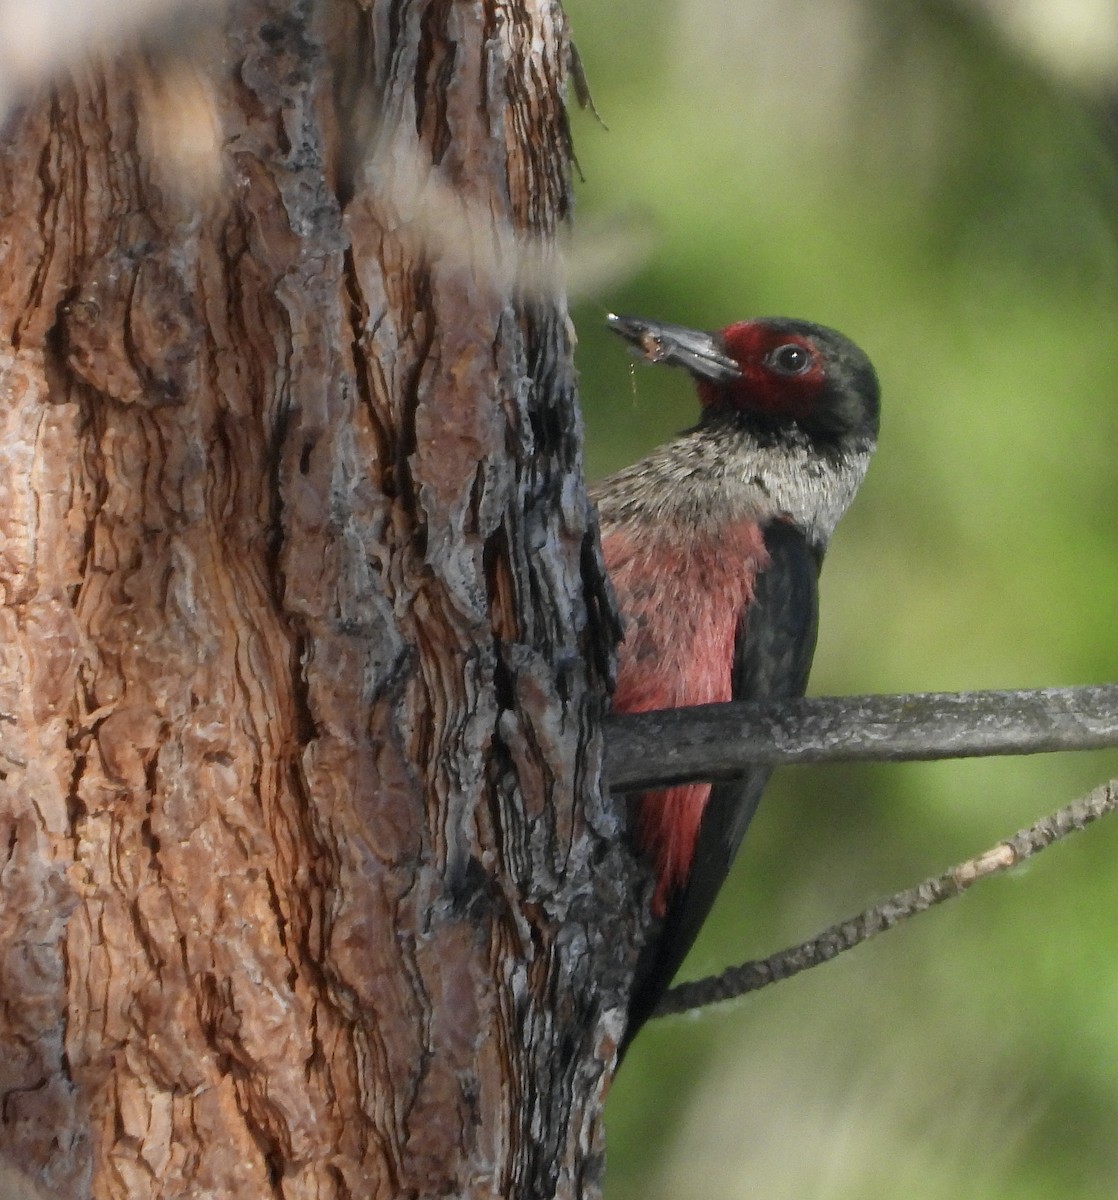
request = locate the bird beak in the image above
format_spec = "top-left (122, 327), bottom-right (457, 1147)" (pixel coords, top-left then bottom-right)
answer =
top-left (607, 313), bottom-right (741, 384)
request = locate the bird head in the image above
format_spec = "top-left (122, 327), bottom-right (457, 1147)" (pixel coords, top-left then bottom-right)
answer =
top-left (607, 313), bottom-right (879, 456)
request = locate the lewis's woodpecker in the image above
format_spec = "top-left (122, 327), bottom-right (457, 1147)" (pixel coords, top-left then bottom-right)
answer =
top-left (594, 312), bottom-right (880, 1053)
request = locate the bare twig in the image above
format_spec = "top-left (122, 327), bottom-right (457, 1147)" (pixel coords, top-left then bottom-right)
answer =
top-left (606, 685), bottom-right (1118, 793)
top-left (656, 778), bottom-right (1118, 1017)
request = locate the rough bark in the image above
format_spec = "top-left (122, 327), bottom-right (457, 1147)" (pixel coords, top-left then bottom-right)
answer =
top-left (0, 2), bottom-right (636, 1197)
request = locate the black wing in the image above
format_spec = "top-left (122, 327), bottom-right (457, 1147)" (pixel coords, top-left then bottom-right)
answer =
top-left (622, 520), bottom-right (821, 1055)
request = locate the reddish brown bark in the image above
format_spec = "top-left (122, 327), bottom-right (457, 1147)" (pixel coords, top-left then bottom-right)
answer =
top-left (0, 2), bottom-right (636, 1196)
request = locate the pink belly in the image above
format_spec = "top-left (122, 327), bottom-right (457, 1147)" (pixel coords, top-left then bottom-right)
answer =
top-left (602, 520), bottom-right (767, 912)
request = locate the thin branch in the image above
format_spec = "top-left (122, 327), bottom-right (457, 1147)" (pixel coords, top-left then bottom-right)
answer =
top-left (606, 685), bottom-right (1118, 793)
top-left (656, 778), bottom-right (1118, 1017)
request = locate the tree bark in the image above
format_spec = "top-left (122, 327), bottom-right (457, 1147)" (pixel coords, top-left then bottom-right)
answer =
top-left (0, 2), bottom-right (636, 1197)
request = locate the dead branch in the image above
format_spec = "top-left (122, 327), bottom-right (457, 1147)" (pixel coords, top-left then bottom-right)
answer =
top-left (657, 777), bottom-right (1118, 1017)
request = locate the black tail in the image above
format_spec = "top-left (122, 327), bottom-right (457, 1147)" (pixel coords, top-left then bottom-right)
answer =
top-left (619, 768), bottom-right (772, 1060)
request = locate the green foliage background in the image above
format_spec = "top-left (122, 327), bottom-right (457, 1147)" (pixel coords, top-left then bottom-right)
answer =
top-left (565, 2), bottom-right (1118, 1195)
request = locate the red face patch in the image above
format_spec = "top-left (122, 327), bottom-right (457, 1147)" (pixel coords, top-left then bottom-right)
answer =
top-left (698, 321), bottom-right (827, 419)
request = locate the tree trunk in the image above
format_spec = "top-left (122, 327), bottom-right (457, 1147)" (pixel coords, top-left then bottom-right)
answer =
top-left (0, 2), bottom-right (637, 1196)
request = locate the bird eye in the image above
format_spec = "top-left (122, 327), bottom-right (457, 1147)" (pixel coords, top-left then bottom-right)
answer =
top-left (767, 343), bottom-right (813, 375)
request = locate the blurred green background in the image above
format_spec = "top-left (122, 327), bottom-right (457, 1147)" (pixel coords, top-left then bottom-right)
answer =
top-left (564, 1), bottom-right (1118, 1196)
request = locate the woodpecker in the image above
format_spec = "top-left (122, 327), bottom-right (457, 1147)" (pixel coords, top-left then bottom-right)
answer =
top-left (594, 311), bottom-right (880, 1055)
